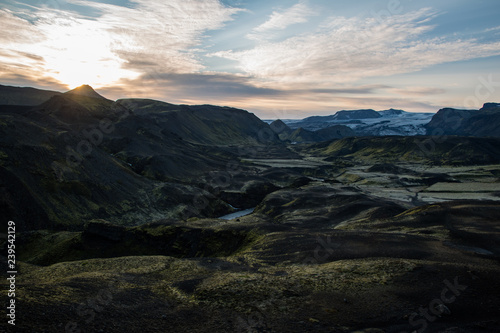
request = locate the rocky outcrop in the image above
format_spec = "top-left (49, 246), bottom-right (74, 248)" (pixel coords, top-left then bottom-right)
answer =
top-left (270, 119), bottom-right (293, 141)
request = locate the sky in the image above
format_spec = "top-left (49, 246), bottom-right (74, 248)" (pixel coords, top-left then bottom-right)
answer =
top-left (1, 0), bottom-right (500, 118)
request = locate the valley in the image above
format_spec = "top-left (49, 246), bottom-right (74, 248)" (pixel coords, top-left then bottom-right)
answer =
top-left (1, 85), bottom-right (500, 332)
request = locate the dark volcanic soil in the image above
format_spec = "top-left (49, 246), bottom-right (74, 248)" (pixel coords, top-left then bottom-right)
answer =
top-left (3, 195), bottom-right (500, 333)
top-left (2, 90), bottom-right (500, 332)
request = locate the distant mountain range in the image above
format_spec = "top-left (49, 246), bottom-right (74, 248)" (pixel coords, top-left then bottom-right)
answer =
top-left (268, 108), bottom-right (435, 139)
top-left (2, 84), bottom-right (500, 142)
top-left (266, 104), bottom-right (500, 140)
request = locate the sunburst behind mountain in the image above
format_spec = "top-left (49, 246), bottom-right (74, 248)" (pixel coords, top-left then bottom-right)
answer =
top-left (64, 84), bottom-right (108, 100)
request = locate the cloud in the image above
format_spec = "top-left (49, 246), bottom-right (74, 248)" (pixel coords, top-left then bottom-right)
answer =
top-left (0, 0), bottom-right (242, 89)
top-left (98, 71), bottom-right (387, 102)
top-left (1, 1), bottom-right (499, 117)
top-left (0, 68), bottom-right (68, 91)
top-left (217, 93), bottom-right (440, 119)
top-left (76, 0), bottom-right (242, 73)
top-left (308, 85), bottom-right (389, 95)
top-left (248, 1), bottom-right (316, 39)
top-left (391, 86), bottom-right (447, 96)
top-left (212, 8), bottom-right (500, 87)
top-left (484, 26), bottom-right (500, 33)
top-left (95, 71), bottom-right (403, 119)
top-left (0, 9), bottom-right (45, 44)
top-left (119, 72), bottom-right (284, 99)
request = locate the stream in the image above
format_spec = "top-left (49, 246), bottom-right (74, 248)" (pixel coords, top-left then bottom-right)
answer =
top-left (218, 208), bottom-right (255, 220)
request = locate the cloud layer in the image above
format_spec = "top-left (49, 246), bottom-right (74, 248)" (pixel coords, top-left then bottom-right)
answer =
top-left (213, 8), bottom-right (500, 87)
top-left (0, 0), bottom-right (241, 88)
top-left (1, 0), bottom-right (500, 117)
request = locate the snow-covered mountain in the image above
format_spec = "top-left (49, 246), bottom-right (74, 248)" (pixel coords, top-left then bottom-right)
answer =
top-left (269, 109), bottom-right (435, 136)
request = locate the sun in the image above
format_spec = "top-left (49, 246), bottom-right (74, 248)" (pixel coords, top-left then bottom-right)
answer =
top-left (47, 47), bottom-right (139, 90)
top-left (52, 57), bottom-right (137, 90)
top-left (36, 18), bottom-right (139, 89)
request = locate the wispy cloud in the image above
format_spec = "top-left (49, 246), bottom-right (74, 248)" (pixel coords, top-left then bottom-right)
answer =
top-left (0, 9), bottom-right (44, 44)
top-left (484, 26), bottom-right (500, 33)
top-left (78, 0), bottom-right (242, 73)
top-left (248, 1), bottom-right (316, 39)
top-left (108, 72), bottom-right (385, 99)
top-left (213, 8), bottom-right (500, 87)
top-left (390, 86), bottom-right (447, 96)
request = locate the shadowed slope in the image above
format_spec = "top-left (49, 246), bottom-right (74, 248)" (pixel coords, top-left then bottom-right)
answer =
top-left (0, 88), bottom-right (283, 229)
top-left (304, 136), bottom-right (500, 165)
top-left (0, 84), bottom-right (61, 106)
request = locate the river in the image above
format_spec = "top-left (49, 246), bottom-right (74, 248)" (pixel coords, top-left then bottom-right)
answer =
top-left (218, 208), bottom-right (255, 220)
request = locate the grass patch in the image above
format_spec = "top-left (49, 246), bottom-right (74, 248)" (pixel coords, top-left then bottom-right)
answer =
top-left (395, 205), bottom-right (440, 217)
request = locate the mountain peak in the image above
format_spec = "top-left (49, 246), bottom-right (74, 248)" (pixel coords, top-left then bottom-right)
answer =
top-left (332, 109), bottom-right (380, 120)
top-left (481, 102), bottom-right (500, 111)
top-left (65, 85), bottom-right (107, 100)
top-left (270, 119), bottom-right (291, 134)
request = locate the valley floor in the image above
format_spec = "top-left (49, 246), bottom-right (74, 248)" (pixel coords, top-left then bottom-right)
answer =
top-left (2, 143), bottom-right (500, 333)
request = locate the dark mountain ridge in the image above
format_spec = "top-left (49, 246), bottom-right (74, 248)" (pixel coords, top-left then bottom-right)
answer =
top-left (302, 109), bottom-right (381, 122)
top-left (0, 85), bottom-right (282, 230)
top-left (116, 98), bottom-right (278, 145)
top-left (304, 135), bottom-right (500, 165)
top-left (270, 119), bottom-right (355, 143)
top-left (426, 103), bottom-right (500, 137)
top-left (0, 84), bottom-right (61, 106)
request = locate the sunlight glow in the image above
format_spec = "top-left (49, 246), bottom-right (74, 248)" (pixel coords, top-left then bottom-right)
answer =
top-left (1, 1), bottom-right (500, 115)
top-left (33, 14), bottom-right (139, 89)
